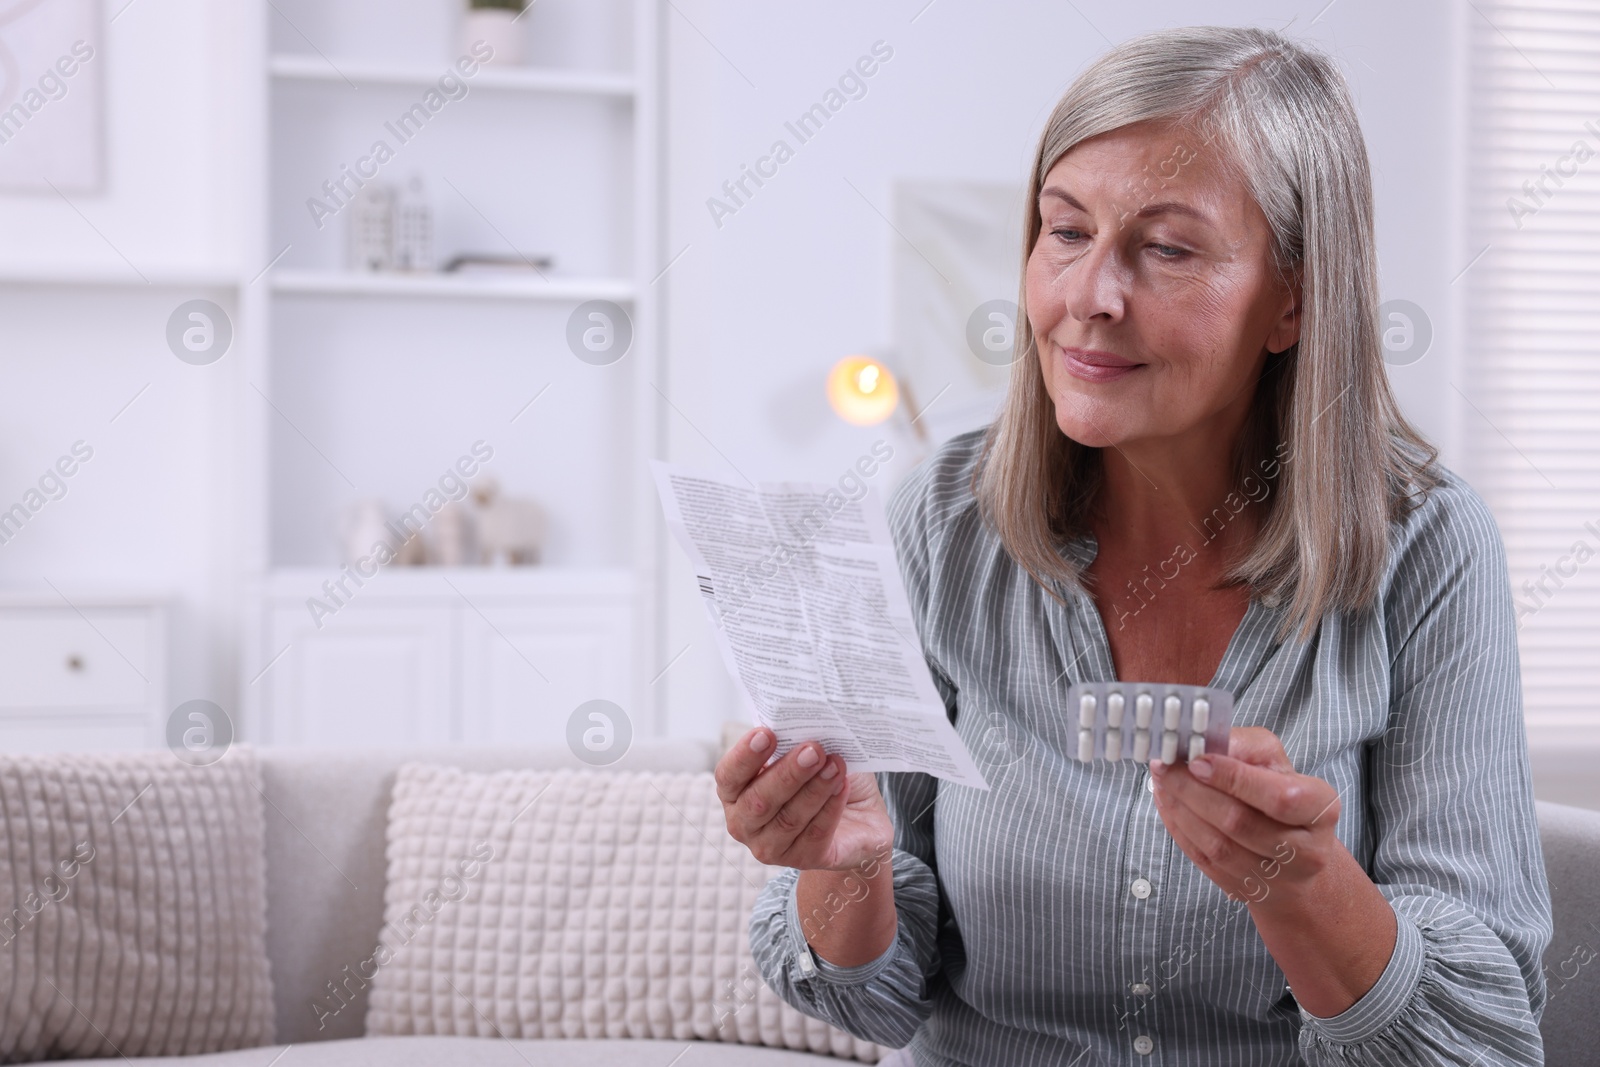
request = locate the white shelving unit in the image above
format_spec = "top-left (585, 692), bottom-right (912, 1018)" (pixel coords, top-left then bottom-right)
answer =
top-left (238, 0), bottom-right (663, 748)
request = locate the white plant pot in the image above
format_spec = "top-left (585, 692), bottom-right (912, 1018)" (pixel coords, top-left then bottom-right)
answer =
top-left (460, 9), bottom-right (524, 67)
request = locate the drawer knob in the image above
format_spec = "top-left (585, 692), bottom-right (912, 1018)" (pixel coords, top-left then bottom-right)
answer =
top-left (65, 655), bottom-right (84, 672)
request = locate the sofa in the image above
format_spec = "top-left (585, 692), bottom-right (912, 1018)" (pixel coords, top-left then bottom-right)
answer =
top-left (9, 739), bottom-right (1599, 1065)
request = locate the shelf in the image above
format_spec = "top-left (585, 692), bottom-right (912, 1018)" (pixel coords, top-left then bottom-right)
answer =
top-left (262, 565), bottom-right (633, 603)
top-left (0, 587), bottom-right (171, 608)
top-left (0, 265), bottom-right (238, 289)
top-left (270, 270), bottom-right (633, 302)
top-left (269, 54), bottom-right (635, 99)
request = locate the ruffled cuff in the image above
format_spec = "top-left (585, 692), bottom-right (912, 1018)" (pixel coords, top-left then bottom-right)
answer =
top-left (783, 873), bottom-right (901, 986)
top-left (1298, 909), bottom-right (1425, 1044)
top-left (1296, 895), bottom-right (1546, 1066)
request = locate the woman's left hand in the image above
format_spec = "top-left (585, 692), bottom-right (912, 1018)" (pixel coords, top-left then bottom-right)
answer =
top-left (1149, 726), bottom-right (1399, 1016)
top-left (1149, 726), bottom-right (1341, 907)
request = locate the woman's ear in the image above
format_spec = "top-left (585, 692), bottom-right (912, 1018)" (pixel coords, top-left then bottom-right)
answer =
top-left (1266, 265), bottom-right (1303, 355)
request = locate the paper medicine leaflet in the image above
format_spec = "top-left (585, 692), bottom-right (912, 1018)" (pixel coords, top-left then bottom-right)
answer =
top-left (652, 461), bottom-right (988, 789)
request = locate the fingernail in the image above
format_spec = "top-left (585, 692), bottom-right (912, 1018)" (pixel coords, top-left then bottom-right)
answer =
top-left (1149, 759), bottom-right (1166, 775)
top-left (820, 761), bottom-right (838, 780)
top-left (797, 746), bottom-right (819, 768)
top-left (1190, 757), bottom-right (1213, 780)
top-left (749, 731), bottom-right (771, 753)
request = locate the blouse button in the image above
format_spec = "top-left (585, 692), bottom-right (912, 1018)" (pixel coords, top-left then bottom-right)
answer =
top-left (1145, 774), bottom-right (1156, 794)
top-left (1129, 981), bottom-right (1152, 996)
top-left (1130, 877), bottom-right (1153, 899)
top-left (1134, 1034), bottom-right (1154, 1055)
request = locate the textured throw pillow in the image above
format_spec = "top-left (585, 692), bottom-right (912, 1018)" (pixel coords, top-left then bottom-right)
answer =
top-left (0, 746), bottom-right (275, 1063)
top-left (365, 764), bottom-right (883, 1062)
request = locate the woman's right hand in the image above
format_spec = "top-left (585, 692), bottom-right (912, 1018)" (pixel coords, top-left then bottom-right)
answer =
top-left (716, 726), bottom-right (894, 872)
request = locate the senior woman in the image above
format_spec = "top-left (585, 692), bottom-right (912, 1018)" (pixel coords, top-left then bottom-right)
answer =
top-left (715, 25), bottom-right (1551, 1066)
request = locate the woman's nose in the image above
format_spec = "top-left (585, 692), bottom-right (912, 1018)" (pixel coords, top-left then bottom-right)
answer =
top-left (1051, 236), bottom-right (1128, 324)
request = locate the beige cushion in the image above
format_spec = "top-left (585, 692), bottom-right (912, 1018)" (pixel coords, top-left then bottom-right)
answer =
top-left (257, 741), bottom-right (720, 1044)
top-left (0, 746), bottom-right (275, 1061)
top-left (364, 765), bottom-right (882, 1062)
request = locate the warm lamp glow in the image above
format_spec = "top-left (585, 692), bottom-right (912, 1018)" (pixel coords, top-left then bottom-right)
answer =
top-left (827, 356), bottom-right (899, 426)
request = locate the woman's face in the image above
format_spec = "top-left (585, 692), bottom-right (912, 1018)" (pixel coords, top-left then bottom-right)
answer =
top-left (1026, 121), bottom-right (1300, 452)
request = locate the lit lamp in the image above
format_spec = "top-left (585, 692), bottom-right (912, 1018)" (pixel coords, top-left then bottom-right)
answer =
top-left (826, 356), bottom-right (898, 425)
top-left (825, 355), bottom-right (931, 445)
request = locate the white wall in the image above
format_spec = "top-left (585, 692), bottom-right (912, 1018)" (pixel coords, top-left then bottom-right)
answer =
top-left (657, 0), bottom-right (1467, 742)
top-left (0, 0), bottom-right (250, 713)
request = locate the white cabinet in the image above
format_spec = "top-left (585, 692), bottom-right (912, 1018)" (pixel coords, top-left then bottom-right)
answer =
top-left (257, 568), bottom-right (631, 746)
top-left (264, 603), bottom-right (454, 746)
top-left (0, 594), bottom-right (168, 753)
top-left (459, 599), bottom-right (630, 745)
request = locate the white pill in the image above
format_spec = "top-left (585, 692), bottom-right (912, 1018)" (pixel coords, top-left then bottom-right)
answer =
top-left (1133, 729), bottom-right (1151, 763)
top-left (1189, 733), bottom-right (1207, 761)
top-left (1104, 731), bottom-right (1122, 761)
top-left (1161, 730), bottom-right (1179, 765)
top-left (1078, 727), bottom-right (1095, 762)
top-left (1191, 697), bottom-right (1210, 733)
top-left (1135, 693), bottom-right (1154, 729)
top-left (1079, 693), bottom-right (1097, 728)
top-left (1164, 695), bottom-right (1182, 730)
top-left (1107, 692), bottom-right (1125, 727)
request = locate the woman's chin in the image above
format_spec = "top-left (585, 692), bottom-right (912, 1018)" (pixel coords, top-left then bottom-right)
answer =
top-left (1052, 399), bottom-right (1133, 450)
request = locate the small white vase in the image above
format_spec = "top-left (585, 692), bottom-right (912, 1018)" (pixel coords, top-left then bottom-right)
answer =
top-left (460, 8), bottom-right (524, 66)
top-left (338, 499), bottom-right (392, 567)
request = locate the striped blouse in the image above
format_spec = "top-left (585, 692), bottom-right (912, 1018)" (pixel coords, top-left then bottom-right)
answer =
top-left (749, 427), bottom-right (1552, 1065)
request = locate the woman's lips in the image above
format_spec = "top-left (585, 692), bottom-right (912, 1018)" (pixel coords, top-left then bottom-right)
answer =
top-left (1060, 345), bottom-right (1143, 383)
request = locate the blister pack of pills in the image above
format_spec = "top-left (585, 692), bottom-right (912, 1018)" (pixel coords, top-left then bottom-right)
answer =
top-left (1066, 681), bottom-right (1233, 764)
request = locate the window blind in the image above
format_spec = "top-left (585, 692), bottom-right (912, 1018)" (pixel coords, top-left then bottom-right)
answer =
top-left (1463, 0), bottom-right (1600, 732)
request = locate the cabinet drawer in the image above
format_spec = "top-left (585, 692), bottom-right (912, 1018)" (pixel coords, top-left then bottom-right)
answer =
top-left (0, 611), bottom-right (151, 709)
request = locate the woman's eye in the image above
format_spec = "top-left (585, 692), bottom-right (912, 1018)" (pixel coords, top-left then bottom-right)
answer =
top-left (1049, 230), bottom-right (1187, 260)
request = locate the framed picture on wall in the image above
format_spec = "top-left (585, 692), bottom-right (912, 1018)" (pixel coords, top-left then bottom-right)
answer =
top-left (892, 179), bottom-right (1026, 446)
top-left (0, 0), bottom-right (103, 193)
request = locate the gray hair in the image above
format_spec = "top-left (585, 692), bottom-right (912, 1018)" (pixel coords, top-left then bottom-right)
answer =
top-left (973, 25), bottom-right (1439, 644)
